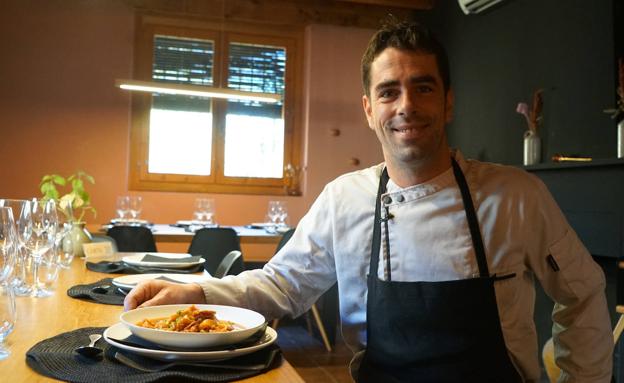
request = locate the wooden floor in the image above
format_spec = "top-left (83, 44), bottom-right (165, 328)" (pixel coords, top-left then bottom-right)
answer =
top-left (276, 320), bottom-right (354, 383)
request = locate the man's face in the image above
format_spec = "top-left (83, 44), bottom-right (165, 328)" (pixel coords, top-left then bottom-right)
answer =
top-left (363, 48), bottom-right (454, 170)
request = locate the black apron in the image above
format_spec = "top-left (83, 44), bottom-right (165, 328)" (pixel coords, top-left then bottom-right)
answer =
top-left (357, 158), bottom-right (522, 383)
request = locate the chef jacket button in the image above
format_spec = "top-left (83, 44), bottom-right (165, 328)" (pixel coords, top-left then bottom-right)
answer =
top-left (382, 195), bottom-right (392, 204)
top-left (396, 194), bottom-right (405, 203)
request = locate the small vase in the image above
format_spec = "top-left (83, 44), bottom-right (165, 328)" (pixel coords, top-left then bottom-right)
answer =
top-left (618, 119), bottom-right (624, 159)
top-left (523, 130), bottom-right (541, 166)
top-left (69, 222), bottom-right (92, 257)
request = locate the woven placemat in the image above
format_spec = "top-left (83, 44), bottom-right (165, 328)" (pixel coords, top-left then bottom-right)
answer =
top-left (86, 261), bottom-right (204, 274)
top-left (26, 327), bottom-right (281, 383)
top-left (67, 278), bottom-right (125, 306)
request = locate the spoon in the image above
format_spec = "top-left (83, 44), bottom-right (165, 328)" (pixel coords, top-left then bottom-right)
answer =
top-left (75, 334), bottom-right (103, 358)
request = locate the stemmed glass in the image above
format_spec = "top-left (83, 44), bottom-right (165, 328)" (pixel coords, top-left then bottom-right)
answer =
top-left (0, 283), bottom-right (15, 361)
top-left (116, 196), bottom-right (130, 221)
top-left (0, 199), bottom-right (31, 296)
top-left (193, 198), bottom-right (215, 224)
top-left (128, 196), bottom-right (143, 221)
top-left (0, 207), bottom-right (17, 360)
top-left (55, 203), bottom-right (74, 269)
top-left (19, 199), bottom-right (57, 298)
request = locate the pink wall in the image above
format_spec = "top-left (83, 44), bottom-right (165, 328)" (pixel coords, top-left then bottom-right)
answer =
top-left (0, 0), bottom-right (383, 254)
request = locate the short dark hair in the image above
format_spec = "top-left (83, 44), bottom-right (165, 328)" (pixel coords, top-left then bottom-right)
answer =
top-left (361, 19), bottom-right (451, 96)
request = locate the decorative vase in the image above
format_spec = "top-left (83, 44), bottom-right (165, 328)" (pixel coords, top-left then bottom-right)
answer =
top-left (618, 119), bottom-right (624, 159)
top-left (69, 222), bottom-right (92, 257)
top-left (523, 130), bottom-right (541, 166)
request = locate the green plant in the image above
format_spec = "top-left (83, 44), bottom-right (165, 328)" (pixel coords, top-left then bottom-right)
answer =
top-left (40, 171), bottom-right (97, 223)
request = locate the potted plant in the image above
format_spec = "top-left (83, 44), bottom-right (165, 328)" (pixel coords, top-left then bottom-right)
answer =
top-left (40, 171), bottom-right (97, 257)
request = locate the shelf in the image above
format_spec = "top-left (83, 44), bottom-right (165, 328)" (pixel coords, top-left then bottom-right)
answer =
top-left (523, 158), bottom-right (624, 171)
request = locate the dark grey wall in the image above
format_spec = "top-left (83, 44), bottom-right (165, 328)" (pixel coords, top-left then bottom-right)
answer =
top-left (418, 0), bottom-right (617, 165)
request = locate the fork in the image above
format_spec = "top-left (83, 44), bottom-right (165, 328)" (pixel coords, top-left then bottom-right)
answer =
top-left (114, 351), bottom-right (269, 372)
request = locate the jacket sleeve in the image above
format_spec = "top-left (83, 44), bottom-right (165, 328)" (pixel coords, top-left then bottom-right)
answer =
top-left (196, 186), bottom-right (338, 321)
top-left (526, 179), bottom-right (613, 382)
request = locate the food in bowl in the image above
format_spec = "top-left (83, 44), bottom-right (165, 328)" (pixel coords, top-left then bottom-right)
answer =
top-left (136, 305), bottom-right (235, 333)
top-left (120, 304), bottom-right (267, 349)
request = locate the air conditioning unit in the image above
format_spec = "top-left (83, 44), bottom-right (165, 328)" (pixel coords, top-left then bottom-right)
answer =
top-left (457, 0), bottom-right (505, 14)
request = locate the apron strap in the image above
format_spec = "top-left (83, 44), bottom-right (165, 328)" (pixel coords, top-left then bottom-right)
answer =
top-left (369, 167), bottom-right (389, 278)
top-left (451, 158), bottom-right (490, 278)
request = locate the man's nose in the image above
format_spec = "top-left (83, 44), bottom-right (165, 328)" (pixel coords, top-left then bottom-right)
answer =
top-left (398, 91), bottom-right (417, 117)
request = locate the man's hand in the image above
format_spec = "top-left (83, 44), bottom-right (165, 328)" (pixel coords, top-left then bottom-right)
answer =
top-left (123, 280), bottom-right (207, 311)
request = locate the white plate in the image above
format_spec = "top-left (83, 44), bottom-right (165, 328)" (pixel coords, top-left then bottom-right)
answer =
top-left (112, 273), bottom-right (209, 291)
top-left (120, 304), bottom-right (266, 349)
top-left (103, 322), bottom-right (277, 361)
top-left (121, 252), bottom-right (205, 269)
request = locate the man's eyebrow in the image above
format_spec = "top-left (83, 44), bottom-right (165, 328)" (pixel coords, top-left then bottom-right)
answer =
top-left (374, 75), bottom-right (439, 93)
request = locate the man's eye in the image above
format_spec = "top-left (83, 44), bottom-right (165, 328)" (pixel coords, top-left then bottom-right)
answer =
top-left (416, 85), bottom-right (433, 93)
top-left (379, 89), bottom-right (398, 99)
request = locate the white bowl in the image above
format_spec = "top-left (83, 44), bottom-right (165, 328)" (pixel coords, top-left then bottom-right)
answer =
top-left (120, 304), bottom-right (266, 349)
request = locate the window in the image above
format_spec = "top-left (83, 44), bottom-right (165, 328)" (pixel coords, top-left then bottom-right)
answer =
top-left (129, 15), bottom-right (303, 195)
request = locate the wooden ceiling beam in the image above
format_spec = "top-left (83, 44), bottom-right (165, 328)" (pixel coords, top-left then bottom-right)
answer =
top-left (126, 0), bottom-right (433, 29)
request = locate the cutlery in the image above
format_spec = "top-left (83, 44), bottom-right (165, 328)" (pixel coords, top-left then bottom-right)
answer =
top-left (75, 334), bottom-right (103, 358)
top-left (117, 288), bottom-right (129, 296)
top-left (91, 285), bottom-right (110, 294)
top-left (114, 351), bottom-right (270, 372)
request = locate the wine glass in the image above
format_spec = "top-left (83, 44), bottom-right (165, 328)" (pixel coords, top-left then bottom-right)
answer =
top-left (116, 196), bottom-right (130, 222)
top-left (193, 198), bottom-right (215, 224)
top-left (0, 199), bottom-right (31, 296)
top-left (0, 283), bottom-right (16, 360)
top-left (276, 201), bottom-right (288, 227)
top-left (55, 203), bottom-right (74, 269)
top-left (128, 196), bottom-right (143, 221)
top-left (0, 207), bottom-right (17, 284)
top-left (20, 199), bottom-right (57, 298)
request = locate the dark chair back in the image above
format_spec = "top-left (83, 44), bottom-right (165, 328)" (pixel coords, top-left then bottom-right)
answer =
top-left (213, 250), bottom-right (243, 278)
top-left (275, 228), bottom-right (296, 254)
top-left (187, 228), bottom-right (243, 276)
top-left (106, 226), bottom-right (157, 252)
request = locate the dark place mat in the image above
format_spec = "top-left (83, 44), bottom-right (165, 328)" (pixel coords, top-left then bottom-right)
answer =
top-left (86, 261), bottom-right (205, 274)
top-left (67, 278), bottom-right (126, 306)
top-left (141, 254), bottom-right (203, 263)
top-left (26, 327), bottom-right (282, 383)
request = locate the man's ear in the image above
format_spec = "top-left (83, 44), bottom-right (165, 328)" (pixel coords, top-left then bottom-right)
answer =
top-left (445, 89), bottom-right (454, 124)
top-left (363, 94), bottom-right (374, 130)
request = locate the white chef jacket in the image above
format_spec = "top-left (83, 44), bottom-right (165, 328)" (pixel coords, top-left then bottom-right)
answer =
top-left (198, 150), bottom-right (613, 382)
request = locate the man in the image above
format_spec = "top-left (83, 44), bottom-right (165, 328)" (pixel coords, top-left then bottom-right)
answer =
top-left (125, 20), bottom-right (613, 382)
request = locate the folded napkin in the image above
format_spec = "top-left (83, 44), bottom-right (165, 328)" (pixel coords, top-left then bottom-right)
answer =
top-left (67, 278), bottom-right (125, 306)
top-left (86, 261), bottom-right (204, 274)
top-left (140, 254), bottom-right (203, 263)
top-left (26, 327), bottom-right (282, 383)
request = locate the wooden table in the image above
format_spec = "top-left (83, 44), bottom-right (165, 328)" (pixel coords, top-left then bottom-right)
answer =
top-left (1, 258), bottom-right (304, 383)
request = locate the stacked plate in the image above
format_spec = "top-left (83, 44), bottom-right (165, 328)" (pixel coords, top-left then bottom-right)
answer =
top-left (120, 252), bottom-right (206, 270)
top-left (103, 304), bottom-right (276, 361)
top-left (112, 273), bottom-right (209, 292)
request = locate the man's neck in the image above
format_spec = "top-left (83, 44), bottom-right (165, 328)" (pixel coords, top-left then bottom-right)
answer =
top-left (385, 153), bottom-right (452, 188)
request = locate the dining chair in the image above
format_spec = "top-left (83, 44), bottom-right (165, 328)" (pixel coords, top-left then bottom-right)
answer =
top-left (542, 314), bottom-right (624, 382)
top-left (187, 228), bottom-right (244, 276)
top-left (106, 226), bottom-right (157, 252)
top-left (271, 228), bottom-right (333, 352)
top-left (213, 250), bottom-right (243, 279)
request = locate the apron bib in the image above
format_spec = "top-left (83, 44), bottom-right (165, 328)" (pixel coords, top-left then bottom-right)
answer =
top-left (357, 158), bottom-right (522, 383)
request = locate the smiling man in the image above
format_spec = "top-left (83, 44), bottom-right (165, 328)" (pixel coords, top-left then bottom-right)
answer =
top-left (125, 20), bottom-right (613, 382)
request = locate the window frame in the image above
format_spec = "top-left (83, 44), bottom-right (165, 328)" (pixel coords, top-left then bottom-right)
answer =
top-left (128, 14), bottom-right (304, 195)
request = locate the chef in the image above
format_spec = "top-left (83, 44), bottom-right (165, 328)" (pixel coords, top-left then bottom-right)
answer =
top-left (125, 19), bottom-right (613, 382)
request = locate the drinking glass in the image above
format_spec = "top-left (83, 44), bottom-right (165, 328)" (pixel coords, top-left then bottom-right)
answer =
top-left (116, 196), bottom-right (130, 221)
top-left (0, 199), bottom-right (31, 296)
top-left (20, 199), bottom-right (57, 298)
top-left (128, 196), bottom-right (143, 221)
top-left (54, 203), bottom-right (74, 269)
top-left (0, 283), bottom-right (16, 360)
top-left (267, 201), bottom-right (287, 227)
top-left (36, 248), bottom-right (61, 296)
top-left (193, 198), bottom-right (215, 224)
top-left (0, 207), bottom-right (17, 284)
